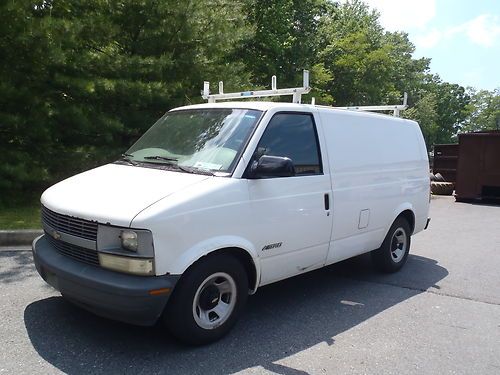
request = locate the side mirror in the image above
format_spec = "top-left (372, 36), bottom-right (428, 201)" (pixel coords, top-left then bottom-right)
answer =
top-left (249, 155), bottom-right (296, 178)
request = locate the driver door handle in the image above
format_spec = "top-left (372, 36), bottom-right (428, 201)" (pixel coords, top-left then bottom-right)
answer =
top-left (324, 193), bottom-right (330, 211)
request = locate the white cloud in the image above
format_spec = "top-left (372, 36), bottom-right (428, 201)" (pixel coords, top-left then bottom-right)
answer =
top-left (361, 0), bottom-right (437, 31)
top-left (461, 14), bottom-right (500, 47)
top-left (414, 14), bottom-right (500, 49)
top-left (339, 1), bottom-right (500, 49)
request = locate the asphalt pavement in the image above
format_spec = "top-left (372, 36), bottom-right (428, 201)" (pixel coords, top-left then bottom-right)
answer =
top-left (0, 196), bottom-right (499, 374)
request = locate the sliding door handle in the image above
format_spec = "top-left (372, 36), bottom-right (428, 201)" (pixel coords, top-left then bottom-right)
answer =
top-left (324, 193), bottom-right (330, 211)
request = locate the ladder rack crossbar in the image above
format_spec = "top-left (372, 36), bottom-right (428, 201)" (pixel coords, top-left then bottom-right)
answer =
top-left (334, 93), bottom-right (408, 117)
top-left (202, 70), bottom-right (310, 104)
top-left (335, 105), bottom-right (406, 111)
top-left (204, 87), bottom-right (310, 101)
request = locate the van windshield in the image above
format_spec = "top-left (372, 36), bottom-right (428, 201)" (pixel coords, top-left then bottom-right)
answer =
top-left (125, 109), bottom-right (262, 174)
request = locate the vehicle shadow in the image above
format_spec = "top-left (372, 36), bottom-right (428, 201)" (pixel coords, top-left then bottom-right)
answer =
top-left (24, 254), bottom-right (447, 375)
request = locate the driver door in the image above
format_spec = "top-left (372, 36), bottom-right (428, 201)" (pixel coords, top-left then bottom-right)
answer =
top-left (246, 112), bottom-right (333, 285)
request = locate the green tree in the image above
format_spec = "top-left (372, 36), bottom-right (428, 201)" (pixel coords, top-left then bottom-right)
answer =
top-left (317, 0), bottom-right (430, 106)
top-left (236, 0), bottom-right (326, 90)
top-left (461, 88), bottom-right (500, 133)
top-left (422, 76), bottom-right (470, 143)
top-left (0, 0), bottom-right (249, 206)
top-left (0, 0), bottom-right (485, 207)
top-left (0, 0), bottom-right (55, 205)
top-left (403, 93), bottom-right (439, 149)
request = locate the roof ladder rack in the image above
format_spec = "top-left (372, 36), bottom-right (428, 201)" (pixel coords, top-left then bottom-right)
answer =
top-left (334, 93), bottom-right (408, 117)
top-left (202, 70), bottom-right (311, 104)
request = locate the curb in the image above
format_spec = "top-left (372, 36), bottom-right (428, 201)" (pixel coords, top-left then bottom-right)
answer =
top-left (0, 229), bottom-right (43, 247)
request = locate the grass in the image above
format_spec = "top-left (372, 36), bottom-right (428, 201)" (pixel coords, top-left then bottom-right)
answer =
top-left (0, 204), bottom-right (41, 230)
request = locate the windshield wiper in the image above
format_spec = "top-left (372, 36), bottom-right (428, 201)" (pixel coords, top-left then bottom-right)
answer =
top-left (120, 153), bottom-right (138, 166)
top-left (177, 165), bottom-right (215, 176)
top-left (125, 154), bottom-right (215, 176)
top-left (143, 155), bottom-right (179, 163)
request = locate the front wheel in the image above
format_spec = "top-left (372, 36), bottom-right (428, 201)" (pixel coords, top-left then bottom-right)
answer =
top-left (371, 217), bottom-right (411, 273)
top-left (163, 254), bottom-right (248, 345)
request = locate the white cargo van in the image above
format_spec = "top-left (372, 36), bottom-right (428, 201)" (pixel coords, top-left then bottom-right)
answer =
top-left (32, 74), bottom-right (430, 345)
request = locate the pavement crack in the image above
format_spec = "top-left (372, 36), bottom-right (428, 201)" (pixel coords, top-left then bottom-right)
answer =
top-left (0, 248), bottom-right (32, 252)
top-left (341, 276), bottom-right (500, 307)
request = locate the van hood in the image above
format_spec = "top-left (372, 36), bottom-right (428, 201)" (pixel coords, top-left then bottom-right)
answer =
top-left (41, 163), bottom-right (210, 227)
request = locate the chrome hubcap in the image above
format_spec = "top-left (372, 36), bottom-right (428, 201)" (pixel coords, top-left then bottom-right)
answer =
top-left (391, 227), bottom-right (407, 263)
top-left (193, 272), bottom-right (237, 330)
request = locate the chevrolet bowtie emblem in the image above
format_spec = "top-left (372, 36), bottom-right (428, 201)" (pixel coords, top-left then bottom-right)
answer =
top-left (51, 230), bottom-right (61, 240)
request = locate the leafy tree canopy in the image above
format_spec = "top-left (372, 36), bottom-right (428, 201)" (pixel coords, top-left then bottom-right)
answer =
top-left (0, 0), bottom-right (497, 205)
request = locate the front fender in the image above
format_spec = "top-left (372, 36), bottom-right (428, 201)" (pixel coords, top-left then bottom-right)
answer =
top-left (169, 235), bottom-right (261, 291)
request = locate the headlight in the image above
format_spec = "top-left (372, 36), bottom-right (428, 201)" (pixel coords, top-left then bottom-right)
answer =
top-left (120, 230), bottom-right (138, 252)
top-left (99, 253), bottom-right (154, 276)
top-left (97, 225), bottom-right (155, 276)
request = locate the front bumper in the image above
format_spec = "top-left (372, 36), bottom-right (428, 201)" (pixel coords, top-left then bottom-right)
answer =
top-left (32, 235), bottom-right (180, 326)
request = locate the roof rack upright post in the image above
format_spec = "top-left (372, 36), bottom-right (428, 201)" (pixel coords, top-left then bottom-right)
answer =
top-left (292, 70), bottom-right (310, 104)
top-left (203, 81), bottom-right (215, 103)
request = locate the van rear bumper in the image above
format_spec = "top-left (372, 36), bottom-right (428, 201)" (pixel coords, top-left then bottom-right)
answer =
top-left (424, 217), bottom-right (431, 230)
top-left (32, 235), bottom-right (180, 326)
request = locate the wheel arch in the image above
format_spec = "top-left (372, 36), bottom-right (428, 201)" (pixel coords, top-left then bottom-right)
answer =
top-left (391, 204), bottom-right (416, 235)
top-left (171, 237), bottom-right (260, 293)
top-left (398, 209), bottom-right (415, 234)
top-left (205, 247), bottom-right (258, 293)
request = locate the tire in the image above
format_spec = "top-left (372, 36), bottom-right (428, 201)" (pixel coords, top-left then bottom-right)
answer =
top-left (163, 254), bottom-right (248, 345)
top-left (434, 172), bottom-right (446, 182)
top-left (431, 181), bottom-right (454, 195)
top-left (371, 217), bottom-right (411, 273)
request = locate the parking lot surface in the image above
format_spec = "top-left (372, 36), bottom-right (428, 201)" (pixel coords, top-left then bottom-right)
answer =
top-left (1, 196), bottom-right (499, 374)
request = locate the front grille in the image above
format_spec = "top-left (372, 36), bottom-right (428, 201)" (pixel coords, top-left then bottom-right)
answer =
top-left (45, 233), bottom-right (100, 266)
top-left (42, 205), bottom-right (98, 241)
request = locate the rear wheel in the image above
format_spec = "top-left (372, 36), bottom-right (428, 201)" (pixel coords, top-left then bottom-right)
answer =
top-left (371, 217), bottom-right (411, 273)
top-left (163, 254), bottom-right (248, 345)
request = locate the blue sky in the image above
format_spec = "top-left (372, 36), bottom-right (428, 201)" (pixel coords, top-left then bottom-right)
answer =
top-left (360, 0), bottom-right (500, 90)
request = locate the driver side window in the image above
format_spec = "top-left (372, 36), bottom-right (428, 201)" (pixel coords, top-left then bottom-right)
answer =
top-left (255, 113), bottom-right (322, 175)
